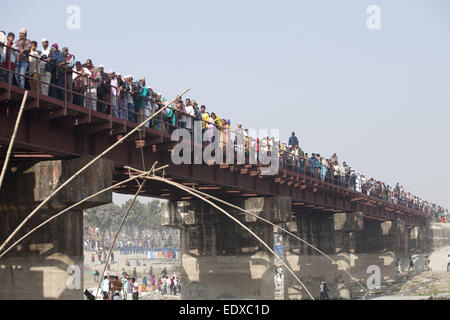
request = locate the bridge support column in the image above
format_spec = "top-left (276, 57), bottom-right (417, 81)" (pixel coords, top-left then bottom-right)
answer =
top-left (0, 156), bottom-right (113, 300)
top-left (380, 219), bottom-right (410, 254)
top-left (408, 225), bottom-right (428, 252)
top-left (162, 196), bottom-right (291, 300)
top-left (282, 212), bottom-right (365, 300)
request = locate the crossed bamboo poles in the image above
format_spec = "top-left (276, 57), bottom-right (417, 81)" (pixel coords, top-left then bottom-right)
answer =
top-left (0, 88), bottom-right (190, 253)
top-left (0, 89), bottom-right (369, 300)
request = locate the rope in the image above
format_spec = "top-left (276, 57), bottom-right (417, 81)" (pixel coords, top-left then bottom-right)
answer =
top-left (0, 89), bottom-right (190, 253)
top-left (95, 162), bottom-right (158, 298)
top-left (0, 168), bottom-right (163, 259)
top-left (143, 175), bottom-right (316, 300)
top-left (128, 167), bottom-right (369, 297)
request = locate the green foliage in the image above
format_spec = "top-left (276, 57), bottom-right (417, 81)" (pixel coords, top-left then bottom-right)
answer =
top-left (84, 198), bottom-right (163, 236)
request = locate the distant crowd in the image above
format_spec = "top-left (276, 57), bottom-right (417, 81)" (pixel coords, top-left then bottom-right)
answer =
top-left (280, 132), bottom-right (448, 222)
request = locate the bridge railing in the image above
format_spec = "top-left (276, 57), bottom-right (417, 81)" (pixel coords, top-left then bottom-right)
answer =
top-left (0, 43), bottom-right (437, 219)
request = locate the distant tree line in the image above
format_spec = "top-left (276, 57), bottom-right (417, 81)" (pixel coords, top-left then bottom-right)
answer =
top-left (83, 199), bottom-right (163, 241)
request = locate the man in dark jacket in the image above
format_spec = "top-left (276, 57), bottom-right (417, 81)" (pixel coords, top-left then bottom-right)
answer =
top-left (48, 43), bottom-right (64, 100)
top-left (288, 132), bottom-right (299, 148)
top-left (95, 65), bottom-right (110, 114)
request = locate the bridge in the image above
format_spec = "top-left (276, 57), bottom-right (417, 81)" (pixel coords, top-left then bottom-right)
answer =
top-left (0, 56), bottom-right (433, 300)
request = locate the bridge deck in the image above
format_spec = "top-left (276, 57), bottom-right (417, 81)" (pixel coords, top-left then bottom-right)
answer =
top-left (0, 76), bottom-right (429, 227)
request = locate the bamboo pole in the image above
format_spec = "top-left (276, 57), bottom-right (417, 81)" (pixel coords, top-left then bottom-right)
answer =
top-left (95, 162), bottom-right (156, 298)
top-left (191, 188), bottom-right (368, 296)
top-left (0, 167), bottom-right (160, 260)
top-left (0, 91), bottom-right (29, 190)
top-left (0, 89), bottom-right (189, 253)
top-left (142, 175), bottom-right (316, 299)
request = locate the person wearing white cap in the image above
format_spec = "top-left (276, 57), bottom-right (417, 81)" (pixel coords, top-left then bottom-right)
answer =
top-left (39, 39), bottom-right (51, 95)
top-left (82, 59), bottom-right (98, 111)
top-left (14, 27), bottom-right (32, 88)
top-left (72, 61), bottom-right (91, 106)
top-left (108, 69), bottom-right (119, 118)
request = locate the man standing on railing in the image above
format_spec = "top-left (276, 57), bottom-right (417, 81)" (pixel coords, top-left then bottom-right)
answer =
top-left (288, 132), bottom-right (299, 148)
top-left (61, 47), bottom-right (75, 103)
top-left (39, 39), bottom-right (51, 95)
top-left (330, 153), bottom-right (339, 165)
top-left (14, 28), bottom-right (31, 89)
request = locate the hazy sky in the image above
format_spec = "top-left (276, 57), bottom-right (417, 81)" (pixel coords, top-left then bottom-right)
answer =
top-left (2, 0), bottom-right (449, 208)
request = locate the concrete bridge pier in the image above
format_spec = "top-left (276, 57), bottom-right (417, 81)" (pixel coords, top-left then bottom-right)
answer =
top-left (0, 156), bottom-right (113, 300)
top-left (162, 196), bottom-right (292, 300)
top-left (281, 212), bottom-right (422, 300)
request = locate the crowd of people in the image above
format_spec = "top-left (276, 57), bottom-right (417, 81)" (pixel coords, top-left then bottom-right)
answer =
top-left (1, 27), bottom-right (447, 222)
top-left (95, 266), bottom-right (181, 300)
top-left (279, 132), bottom-right (448, 222)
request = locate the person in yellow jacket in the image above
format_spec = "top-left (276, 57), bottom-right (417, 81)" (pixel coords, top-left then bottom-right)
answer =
top-left (211, 112), bottom-right (223, 130)
top-left (200, 105), bottom-right (209, 131)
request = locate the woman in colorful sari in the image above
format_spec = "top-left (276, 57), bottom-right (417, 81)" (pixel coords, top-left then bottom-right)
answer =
top-left (135, 78), bottom-right (147, 124)
top-left (210, 113), bottom-right (223, 130)
top-left (142, 276), bottom-right (147, 291)
top-left (162, 97), bottom-right (176, 133)
top-left (151, 274), bottom-right (156, 291)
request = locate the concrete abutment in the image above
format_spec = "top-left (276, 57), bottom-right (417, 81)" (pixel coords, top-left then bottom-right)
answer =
top-left (0, 156), bottom-right (113, 300)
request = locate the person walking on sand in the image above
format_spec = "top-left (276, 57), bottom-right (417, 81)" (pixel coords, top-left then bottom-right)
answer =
top-left (396, 258), bottom-right (402, 274)
top-left (319, 281), bottom-right (329, 300)
top-left (424, 255), bottom-right (430, 271)
top-left (408, 257), bottom-right (414, 272)
top-left (447, 254), bottom-right (450, 272)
